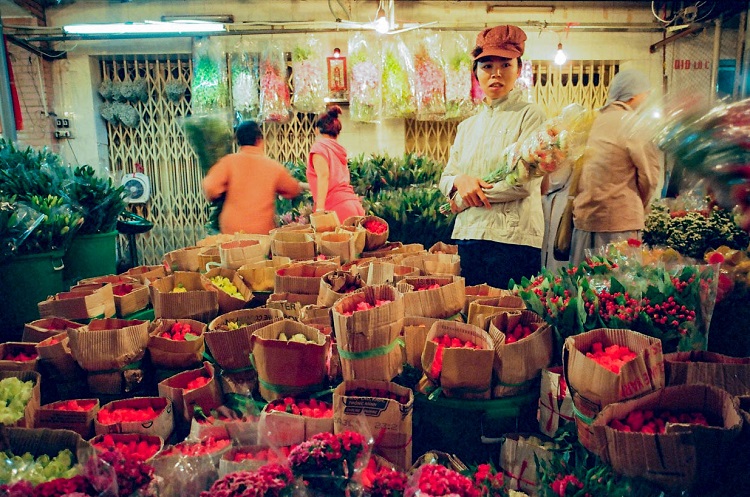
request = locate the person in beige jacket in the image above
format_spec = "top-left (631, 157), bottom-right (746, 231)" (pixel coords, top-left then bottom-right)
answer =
top-left (570, 69), bottom-right (661, 266)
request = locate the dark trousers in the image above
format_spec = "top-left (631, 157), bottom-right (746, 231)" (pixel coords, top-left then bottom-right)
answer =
top-left (457, 239), bottom-right (541, 289)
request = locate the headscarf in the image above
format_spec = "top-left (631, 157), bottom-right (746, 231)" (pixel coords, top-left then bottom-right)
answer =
top-left (605, 69), bottom-right (651, 107)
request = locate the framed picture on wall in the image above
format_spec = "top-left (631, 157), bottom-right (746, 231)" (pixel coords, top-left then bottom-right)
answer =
top-left (327, 56), bottom-right (348, 93)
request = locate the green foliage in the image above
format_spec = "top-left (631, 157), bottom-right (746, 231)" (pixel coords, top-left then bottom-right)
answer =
top-left (0, 138), bottom-right (67, 200)
top-left (181, 114), bottom-right (234, 175)
top-left (192, 54), bottom-right (229, 112)
top-left (64, 165), bottom-right (126, 235)
top-left (19, 194), bottom-right (83, 254)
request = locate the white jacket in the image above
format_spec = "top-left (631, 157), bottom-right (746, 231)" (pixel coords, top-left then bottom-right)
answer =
top-left (439, 90), bottom-right (547, 248)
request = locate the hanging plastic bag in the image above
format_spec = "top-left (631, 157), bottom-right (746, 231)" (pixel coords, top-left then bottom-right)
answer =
top-left (442, 33), bottom-right (474, 120)
top-left (0, 199), bottom-right (45, 261)
top-left (192, 37), bottom-right (230, 114)
top-left (229, 37), bottom-right (260, 122)
top-left (413, 34), bottom-right (446, 121)
top-left (381, 34), bottom-right (416, 119)
top-left (348, 32), bottom-right (382, 123)
top-left (292, 35), bottom-right (327, 113)
top-left (259, 40), bottom-right (292, 123)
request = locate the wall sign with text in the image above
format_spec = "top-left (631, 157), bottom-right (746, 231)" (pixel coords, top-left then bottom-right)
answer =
top-left (673, 59), bottom-right (711, 70)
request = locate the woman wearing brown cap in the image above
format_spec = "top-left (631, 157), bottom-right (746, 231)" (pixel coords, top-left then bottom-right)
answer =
top-left (439, 25), bottom-right (546, 288)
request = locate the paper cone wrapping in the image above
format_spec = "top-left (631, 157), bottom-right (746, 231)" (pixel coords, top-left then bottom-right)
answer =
top-left (2, 426), bottom-right (94, 463)
top-left (270, 231), bottom-right (315, 260)
top-left (198, 245), bottom-right (221, 271)
top-left (317, 270), bottom-right (365, 307)
top-left (238, 257), bottom-right (291, 292)
top-left (0, 343), bottom-right (39, 371)
top-left (67, 318), bottom-right (149, 372)
top-left (148, 318), bottom-right (206, 369)
top-left (0, 370), bottom-right (41, 428)
top-left (23, 317), bottom-right (83, 343)
top-left (429, 242), bottom-right (458, 254)
top-left (467, 294), bottom-right (525, 329)
top-left (332, 285), bottom-right (405, 381)
top-left (402, 317), bottom-right (439, 369)
top-left (163, 246), bottom-right (203, 272)
top-left (274, 261), bottom-right (339, 295)
top-left (310, 210), bottom-right (341, 233)
top-left (95, 396), bottom-right (174, 441)
top-left (488, 311), bottom-right (553, 397)
top-left (203, 267), bottom-right (253, 314)
top-left (563, 328), bottom-right (665, 410)
top-left (158, 362), bottom-right (223, 423)
top-left (266, 293), bottom-right (319, 318)
top-left (35, 332), bottom-right (84, 378)
top-left (220, 239), bottom-right (267, 270)
top-left (401, 253), bottom-right (461, 276)
top-left (205, 309), bottom-right (284, 370)
top-left (250, 320), bottom-right (329, 401)
top-left (333, 380), bottom-right (414, 469)
top-left (113, 283), bottom-right (150, 318)
top-left (319, 232), bottom-right (358, 263)
top-left (150, 272), bottom-right (219, 322)
top-left (591, 385), bottom-right (742, 491)
top-left (421, 321), bottom-right (495, 399)
top-left (500, 434), bottom-right (556, 494)
top-left (359, 215), bottom-right (389, 251)
top-left (120, 265), bottom-right (167, 284)
top-left (664, 351), bottom-right (750, 396)
top-left (36, 399), bottom-right (99, 438)
top-left (38, 284), bottom-right (116, 320)
top-left (398, 276), bottom-right (466, 319)
top-left (538, 366), bottom-right (574, 437)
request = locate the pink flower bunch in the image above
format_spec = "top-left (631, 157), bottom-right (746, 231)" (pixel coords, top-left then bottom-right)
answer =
top-left (200, 464), bottom-right (294, 497)
top-left (550, 474), bottom-right (585, 497)
top-left (292, 60), bottom-right (325, 112)
top-left (350, 61), bottom-right (381, 106)
top-left (260, 59), bottom-right (291, 122)
top-left (406, 464), bottom-right (479, 497)
top-left (414, 47), bottom-right (446, 116)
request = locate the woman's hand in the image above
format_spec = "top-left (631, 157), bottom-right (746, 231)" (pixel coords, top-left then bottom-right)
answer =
top-left (454, 174), bottom-right (492, 208)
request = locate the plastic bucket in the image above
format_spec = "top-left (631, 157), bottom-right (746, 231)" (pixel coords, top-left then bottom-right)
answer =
top-left (412, 390), bottom-right (539, 465)
top-left (0, 250), bottom-right (65, 338)
top-left (63, 231), bottom-right (118, 284)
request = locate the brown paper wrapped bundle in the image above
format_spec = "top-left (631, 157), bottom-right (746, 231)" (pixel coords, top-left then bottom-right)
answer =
top-left (428, 242), bottom-right (458, 254)
top-left (163, 246), bottom-right (203, 272)
top-left (317, 270), bottom-right (365, 307)
top-left (23, 317), bottom-right (83, 343)
top-left (78, 274), bottom-right (138, 286)
top-left (0, 342), bottom-right (39, 371)
top-left (35, 332), bottom-right (84, 378)
top-left (421, 321), bottom-right (494, 399)
top-left (206, 309), bottom-right (284, 372)
top-left (148, 318), bottom-right (206, 369)
top-left (664, 351), bottom-right (750, 396)
top-left (67, 318), bottom-right (149, 372)
top-left (120, 264), bottom-right (167, 284)
top-left (332, 285), bottom-right (404, 381)
top-left (488, 310), bottom-right (553, 397)
top-left (203, 267), bottom-right (253, 314)
top-left (38, 284), bottom-right (115, 320)
top-left (358, 215), bottom-right (389, 251)
top-left (336, 224), bottom-right (366, 255)
top-left (198, 245), bottom-right (221, 271)
top-left (401, 253), bottom-right (461, 276)
top-left (113, 282), bottom-right (150, 318)
top-left (319, 232), bottom-right (358, 263)
top-left (397, 276), bottom-right (466, 320)
top-left (361, 261), bottom-right (420, 286)
top-left (259, 397), bottom-right (334, 447)
top-left (591, 384), bottom-right (742, 492)
top-left (462, 285), bottom-right (507, 315)
top-left (500, 433), bottom-right (557, 494)
top-left (37, 398), bottom-right (100, 439)
top-left (274, 260), bottom-right (339, 295)
top-left (2, 426), bottom-right (93, 463)
top-left (158, 361), bottom-right (223, 422)
top-left (299, 304), bottom-right (331, 323)
top-left (266, 292), bottom-right (319, 318)
top-left (402, 316), bottom-right (439, 369)
top-left (270, 231), bottom-right (315, 260)
top-left (270, 223), bottom-right (314, 235)
top-left (538, 366), bottom-right (574, 437)
top-left (466, 294), bottom-right (525, 329)
top-left (219, 239), bottom-right (267, 270)
top-left (234, 233), bottom-right (272, 255)
top-left (95, 396), bottom-right (174, 441)
top-left (310, 210), bottom-right (341, 233)
top-left (237, 257), bottom-right (291, 293)
top-left (150, 272), bottom-right (219, 323)
top-left (250, 320), bottom-right (329, 401)
top-left (196, 233), bottom-right (235, 247)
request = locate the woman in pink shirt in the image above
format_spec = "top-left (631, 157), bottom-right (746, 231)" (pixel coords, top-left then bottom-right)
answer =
top-left (306, 106), bottom-right (365, 222)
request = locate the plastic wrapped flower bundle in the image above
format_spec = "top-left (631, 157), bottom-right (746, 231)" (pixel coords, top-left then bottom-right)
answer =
top-left (259, 42), bottom-right (292, 124)
top-left (348, 32), bottom-right (381, 122)
top-left (230, 38), bottom-right (260, 121)
top-left (442, 33), bottom-right (474, 120)
top-left (200, 463), bottom-right (294, 497)
top-left (404, 464), bottom-right (478, 497)
top-left (381, 35), bottom-right (417, 119)
top-left (192, 37), bottom-right (229, 114)
top-left (414, 34), bottom-right (446, 120)
top-left (292, 36), bottom-right (326, 113)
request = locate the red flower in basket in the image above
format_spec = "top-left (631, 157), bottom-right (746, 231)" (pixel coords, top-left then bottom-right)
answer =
top-left (200, 463), bottom-right (294, 497)
top-left (97, 405), bottom-right (160, 425)
top-left (266, 397), bottom-right (333, 418)
top-left (3, 349), bottom-right (38, 362)
top-left (363, 219), bottom-right (388, 235)
top-left (53, 400), bottom-right (97, 412)
top-left (112, 284), bottom-right (134, 296)
top-left (405, 464), bottom-right (479, 497)
top-left (92, 434), bottom-right (161, 461)
top-left (160, 322), bottom-right (196, 341)
top-left (608, 408), bottom-right (711, 434)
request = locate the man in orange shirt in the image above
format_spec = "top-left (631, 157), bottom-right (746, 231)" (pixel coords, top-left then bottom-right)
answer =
top-left (203, 121), bottom-right (305, 234)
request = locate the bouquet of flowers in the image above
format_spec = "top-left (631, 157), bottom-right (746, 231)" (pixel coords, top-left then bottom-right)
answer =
top-left (404, 464), bottom-right (478, 497)
top-left (442, 33), bottom-right (474, 120)
top-left (365, 467), bottom-right (408, 497)
top-left (381, 36), bottom-right (417, 119)
top-left (192, 37), bottom-right (229, 113)
top-left (230, 38), bottom-right (260, 120)
top-left (414, 35), bottom-right (446, 120)
top-left (200, 463), bottom-right (294, 497)
top-left (349, 32), bottom-right (381, 122)
top-left (259, 42), bottom-right (292, 123)
top-left (292, 37), bottom-right (326, 113)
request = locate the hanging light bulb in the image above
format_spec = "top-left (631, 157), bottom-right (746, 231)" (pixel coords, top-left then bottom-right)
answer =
top-left (333, 47), bottom-right (341, 58)
top-left (374, 1), bottom-right (390, 33)
top-left (554, 42), bottom-right (567, 65)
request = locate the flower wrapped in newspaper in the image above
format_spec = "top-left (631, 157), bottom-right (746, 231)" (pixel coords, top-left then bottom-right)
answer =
top-left (259, 42), bottom-right (292, 123)
top-left (292, 36), bottom-right (326, 113)
top-left (349, 32), bottom-right (381, 122)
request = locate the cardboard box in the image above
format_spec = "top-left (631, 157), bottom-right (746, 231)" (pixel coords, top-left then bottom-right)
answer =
top-left (333, 380), bottom-right (413, 469)
top-left (36, 398), bottom-right (99, 438)
top-left (488, 311), bottom-right (553, 397)
top-left (113, 283), bottom-right (150, 317)
top-left (466, 295), bottom-right (525, 329)
top-left (274, 261), bottom-right (339, 295)
top-left (664, 351), bottom-right (750, 396)
top-left (332, 285), bottom-right (404, 381)
top-left (148, 319), bottom-right (206, 369)
top-left (38, 283), bottom-right (116, 320)
top-left (0, 342), bottom-right (39, 371)
top-left (270, 231), bottom-right (315, 260)
top-left (591, 384), bottom-right (743, 491)
top-left (203, 267), bottom-right (253, 314)
top-left (35, 332), bottom-right (84, 378)
top-left (251, 320), bottom-right (329, 401)
top-left (402, 316), bottom-right (439, 369)
top-left (500, 433), bottom-right (557, 494)
top-left (421, 321), bottom-right (495, 399)
top-left (398, 276), bottom-right (466, 320)
top-left (120, 264), bottom-right (167, 284)
top-left (162, 245), bottom-right (203, 272)
top-left (95, 396), bottom-right (174, 441)
top-left (158, 362), bottom-right (223, 423)
top-left (266, 292), bottom-right (319, 319)
top-left (22, 317), bottom-right (83, 343)
top-left (66, 318), bottom-right (149, 372)
top-left (259, 400), bottom-right (333, 447)
top-left (206, 309), bottom-right (283, 371)
top-left (0, 370), bottom-right (41, 428)
top-left (538, 366), bottom-right (574, 437)
top-left (463, 285), bottom-right (507, 315)
top-left (237, 257), bottom-right (292, 292)
top-left (3, 426), bottom-right (93, 464)
top-left (310, 210), bottom-right (341, 233)
top-left (220, 238), bottom-right (267, 270)
top-left (150, 272), bottom-right (219, 322)
top-left (401, 253), bottom-right (461, 276)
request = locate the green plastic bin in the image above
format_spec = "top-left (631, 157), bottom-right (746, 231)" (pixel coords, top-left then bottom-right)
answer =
top-left (412, 389), bottom-right (540, 465)
top-left (0, 250), bottom-right (66, 338)
top-left (63, 230), bottom-right (118, 284)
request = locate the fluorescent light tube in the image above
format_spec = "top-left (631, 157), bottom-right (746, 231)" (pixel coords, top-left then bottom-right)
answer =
top-left (63, 20), bottom-right (225, 35)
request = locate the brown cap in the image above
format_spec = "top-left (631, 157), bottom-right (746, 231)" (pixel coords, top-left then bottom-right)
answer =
top-left (473, 25), bottom-right (527, 61)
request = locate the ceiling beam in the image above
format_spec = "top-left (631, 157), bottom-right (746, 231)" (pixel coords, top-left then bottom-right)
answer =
top-left (11, 0), bottom-right (46, 25)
